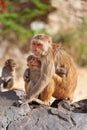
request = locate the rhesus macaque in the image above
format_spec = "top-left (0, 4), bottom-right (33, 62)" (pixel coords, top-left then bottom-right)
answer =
top-left (52, 43), bottom-right (68, 78)
top-left (0, 59), bottom-right (16, 91)
top-left (23, 54), bottom-right (63, 105)
top-left (23, 54), bottom-right (41, 95)
top-left (23, 54), bottom-right (46, 104)
top-left (22, 34), bottom-right (77, 105)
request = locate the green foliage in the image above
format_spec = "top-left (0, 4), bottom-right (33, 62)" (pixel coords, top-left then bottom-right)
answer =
top-left (21, 9), bottom-right (45, 19)
top-left (0, 0), bottom-right (51, 41)
top-left (0, 14), bottom-right (33, 39)
top-left (31, 0), bottom-right (51, 10)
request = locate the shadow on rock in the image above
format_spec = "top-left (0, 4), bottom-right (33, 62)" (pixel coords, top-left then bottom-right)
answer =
top-left (71, 99), bottom-right (87, 113)
top-left (51, 99), bottom-right (87, 113)
top-left (0, 90), bottom-right (19, 100)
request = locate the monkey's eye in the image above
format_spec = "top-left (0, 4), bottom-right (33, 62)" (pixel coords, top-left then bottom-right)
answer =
top-left (33, 42), bottom-right (43, 48)
top-left (37, 43), bottom-right (43, 49)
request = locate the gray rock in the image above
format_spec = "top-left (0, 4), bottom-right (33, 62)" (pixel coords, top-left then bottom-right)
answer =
top-left (0, 91), bottom-right (87, 130)
top-left (0, 90), bottom-right (30, 130)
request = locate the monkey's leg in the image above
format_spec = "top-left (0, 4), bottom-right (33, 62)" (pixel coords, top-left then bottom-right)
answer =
top-left (4, 79), bottom-right (14, 89)
top-left (52, 74), bottom-right (74, 102)
top-left (23, 82), bottom-right (45, 105)
top-left (52, 74), bottom-right (66, 99)
top-left (40, 79), bottom-right (55, 105)
top-left (31, 98), bottom-right (45, 105)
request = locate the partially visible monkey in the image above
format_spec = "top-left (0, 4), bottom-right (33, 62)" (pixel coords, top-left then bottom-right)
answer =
top-left (21, 34), bottom-right (77, 105)
top-left (23, 54), bottom-right (63, 105)
top-left (23, 54), bottom-right (41, 95)
top-left (0, 59), bottom-right (17, 91)
top-left (52, 43), bottom-right (68, 78)
top-left (23, 54), bottom-right (48, 105)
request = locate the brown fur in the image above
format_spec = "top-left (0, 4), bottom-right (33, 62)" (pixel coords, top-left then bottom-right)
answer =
top-left (0, 59), bottom-right (16, 90)
top-left (24, 34), bottom-right (78, 105)
top-left (23, 55), bottom-right (41, 94)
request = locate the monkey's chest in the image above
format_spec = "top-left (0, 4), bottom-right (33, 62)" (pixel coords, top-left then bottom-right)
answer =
top-left (30, 70), bottom-right (41, 81)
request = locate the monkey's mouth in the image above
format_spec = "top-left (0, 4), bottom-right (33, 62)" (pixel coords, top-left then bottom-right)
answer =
top-left (31, 64), bottom-right (39, 67)
top-left (31, 65), bottom-right (38, 66)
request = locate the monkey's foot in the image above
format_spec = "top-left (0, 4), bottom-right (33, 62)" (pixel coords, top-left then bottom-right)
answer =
top-left (12, 99), bottom-right (26, 107)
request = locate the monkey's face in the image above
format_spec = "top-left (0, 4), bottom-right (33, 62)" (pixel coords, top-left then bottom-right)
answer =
top-left (31, 40), bottom-right (44, 56)
top-left (6, 64), bottom-right (16, 72)
top-left (31, 34), bottom-right (52, 56)
top-left (27, 58), bottom-right (41, 68)
top-left (5, 59), bottom-right (16, 72)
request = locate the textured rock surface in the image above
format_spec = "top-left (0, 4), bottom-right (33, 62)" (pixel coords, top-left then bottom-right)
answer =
top-left (0, 90), bottom-right (87, 130)
top-left (0, 90), bottom-right (30, 130)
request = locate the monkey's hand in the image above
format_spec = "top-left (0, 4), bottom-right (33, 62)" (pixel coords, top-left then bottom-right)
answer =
top-left (56, 67), bottom-right (68, 76)
top-left (12, 95), bottom-right (31, 107)
top-left (12, 98), bottom-right (29, 107)
top-left (24, 76), bottom-right (30, 82)
top-left (0, 77), bottom-right (5, 84)
top-left (12, 100), bottom-right (24, 107)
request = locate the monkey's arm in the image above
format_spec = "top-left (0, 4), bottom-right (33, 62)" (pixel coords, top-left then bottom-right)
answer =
top-left (1, 67), bottom-right (6, 77)
top-left (0, 77), bottom-right (5, 84)
top-left (3, 78), bottom-right (13, 89)
top-left (26, 60), bottom-right (55, 102)
top-left (23, 69), bottom-right (30, 82)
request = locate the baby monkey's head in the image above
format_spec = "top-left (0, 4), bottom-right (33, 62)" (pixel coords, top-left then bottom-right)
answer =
top-left (5, 59), bottom-right (16, 71)
top-left (27, 54), bottom-right (41, 68)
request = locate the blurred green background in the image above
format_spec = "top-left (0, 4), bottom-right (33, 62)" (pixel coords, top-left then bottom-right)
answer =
top-left (0, 0), bottom-right (87, 72)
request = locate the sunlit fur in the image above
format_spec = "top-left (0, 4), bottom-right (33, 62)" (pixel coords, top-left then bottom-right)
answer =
top-left (25, 34), bottom-right (78, 105)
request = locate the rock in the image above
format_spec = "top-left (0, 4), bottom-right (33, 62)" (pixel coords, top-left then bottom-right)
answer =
top-left (0, 91), bottom-right (87, 130)
top-left (0, 90), bottom-right (30, 130)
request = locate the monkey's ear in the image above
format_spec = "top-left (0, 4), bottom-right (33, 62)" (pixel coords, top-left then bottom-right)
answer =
top-left (47, 36), bottom-right (52, 44)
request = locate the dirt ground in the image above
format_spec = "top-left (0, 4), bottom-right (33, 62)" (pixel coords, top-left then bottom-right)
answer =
top-left (74, 67), bottom-right (87, 102)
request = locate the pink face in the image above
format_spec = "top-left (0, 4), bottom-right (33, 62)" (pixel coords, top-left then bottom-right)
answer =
top-left (32, 41), bottom-right (43, 56)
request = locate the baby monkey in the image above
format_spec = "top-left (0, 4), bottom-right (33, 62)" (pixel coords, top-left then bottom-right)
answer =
top-left (0, 59), bottom-right (16, 91)
top-left (23, 54), bottom-right (41, 94)
top-left (23, 54), bottom-right (46, 104)
top-left (23, 54), bottom-right (41, 95)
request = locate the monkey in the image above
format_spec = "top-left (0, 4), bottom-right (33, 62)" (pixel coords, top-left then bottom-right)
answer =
top-left (23, 54), bottom-right (63, 105)
top-left (0, 59), bottom-right (17, 91)
top-left (52, 43), bottom-right (68, 78)
top-left (23, 54), bottom-right (41, 95)
top-left (21, 34), bottom-right (77, 105)
top-left (23, 54), bottom-right (50, 105)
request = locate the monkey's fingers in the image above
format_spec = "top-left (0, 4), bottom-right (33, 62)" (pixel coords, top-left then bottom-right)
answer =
top-left (12, 100), bottom-right (26, 107)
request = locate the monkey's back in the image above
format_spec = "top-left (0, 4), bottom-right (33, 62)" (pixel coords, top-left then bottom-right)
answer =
top-left (53, 48), bottom-right (78, 100)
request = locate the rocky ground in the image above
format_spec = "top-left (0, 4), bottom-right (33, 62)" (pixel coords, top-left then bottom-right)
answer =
top-left (0, 89), bottom-right (87, 130)
top-left (74, 67), bottom-right (87, 102)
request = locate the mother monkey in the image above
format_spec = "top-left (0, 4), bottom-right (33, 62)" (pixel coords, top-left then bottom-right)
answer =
top-left (24, 34), bottom-right (77, 105)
